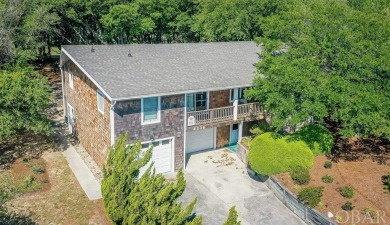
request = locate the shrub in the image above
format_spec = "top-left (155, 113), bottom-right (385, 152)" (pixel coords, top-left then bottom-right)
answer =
top-left (298, 186), bottom-right (324, 208)
top-left (321, 174), bottom-right (334, 183)
top-left (362, 208), bottom-right (378, 219)
top-left (248, 133), bottom-right (314, 175)
top-left (340, 186), bottom-right (354, 198)
top-left (240, 136), bottom-right (251, 149)
top-left (30, 162), bottom-right (45, 174)
top-left (324, 161), bottom-right (332, 169)
top-left (288, 124), bottom-right (334, 156)
top-left (0, 171), bottom-right (42, 204)
top-left (341, 201), bottom-right (354, 211)
top-left (249, 120), bottom-right (272, 136)
top-left (290, 166), bottom-right (311, 185)
top-left (382, 172), bottom-right (390, 194)
top-left (22, 175), bottom-right (35, 189)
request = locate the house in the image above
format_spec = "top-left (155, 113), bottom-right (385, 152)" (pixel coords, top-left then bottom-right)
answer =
top-left (59, 42), bottom-right (264, 173)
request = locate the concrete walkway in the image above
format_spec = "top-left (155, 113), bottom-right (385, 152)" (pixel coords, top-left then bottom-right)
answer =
top-left (62, 146), bottom-right (102, 200)
top-left (179, 149), bottom-right (306, 225)
top-left (53, 122), bottom-right (102, 201)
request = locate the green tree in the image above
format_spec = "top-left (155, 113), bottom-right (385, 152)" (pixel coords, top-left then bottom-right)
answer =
top-left (102, 134), bottom-right (202, 224)
top-left (100, 4), bottom-right (141, 44)
top-left (223, 206), bottom-right (241, 225)
top-left (193, 0), bottom-right (262, 41)
top-left (246, 0), bottom-right (390, 139)
top-left (0, 66), bottom-right (51, 139)
top-left (21, 4), bottom-right (60, 60)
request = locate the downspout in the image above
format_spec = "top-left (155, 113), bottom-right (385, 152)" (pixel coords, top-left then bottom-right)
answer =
top-left (59, 64), bottom-right (67, 123)
top-left (110, 100), bottom-right (117, 146)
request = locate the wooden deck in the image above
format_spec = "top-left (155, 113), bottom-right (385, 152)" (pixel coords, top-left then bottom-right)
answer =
top-left (186, 102), bottom-right (263, 128)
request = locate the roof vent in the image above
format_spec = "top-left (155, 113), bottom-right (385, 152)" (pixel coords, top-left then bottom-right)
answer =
top-left (91, 45), bottom-right (95, 53)
top-left (128, 50), bottom-right (132, 57)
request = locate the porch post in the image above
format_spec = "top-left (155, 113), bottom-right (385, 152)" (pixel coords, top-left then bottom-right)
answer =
top-left (233, 99), bottom-right (238, 121)
top-left (233, 88), bottom-right (238, 121)
top-left (238, 121), bottom-right (243, 142)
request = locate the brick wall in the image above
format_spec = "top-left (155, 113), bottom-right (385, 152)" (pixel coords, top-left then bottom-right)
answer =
top-left (63, 61), bottom-right (111, 168)
top-left (209, 90), bottom-right (230, 109)
top-left (216, 125), bottom-right (230, 148)
top-left (114, 94), bottom-right (185, 170)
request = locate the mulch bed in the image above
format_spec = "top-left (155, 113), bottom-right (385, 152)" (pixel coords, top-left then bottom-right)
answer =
top-left (10, 157), bottom-right (51, 193)
top-left (276, 155), bottom-right (390, 224)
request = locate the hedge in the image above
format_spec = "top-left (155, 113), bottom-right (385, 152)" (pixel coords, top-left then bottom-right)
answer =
top-left (248, 132), bottom-right (314, 175)
top-left (288, 124), bottom-right (334, 156)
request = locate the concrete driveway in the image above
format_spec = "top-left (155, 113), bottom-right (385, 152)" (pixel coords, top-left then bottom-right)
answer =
top-left (179, 149), bottom-right (306, 225)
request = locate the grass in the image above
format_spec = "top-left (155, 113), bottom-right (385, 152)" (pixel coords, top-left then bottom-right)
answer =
top-left (0, 170), bottom-right (43, 204)
top-left (4, 152), bottom-right (111, 224)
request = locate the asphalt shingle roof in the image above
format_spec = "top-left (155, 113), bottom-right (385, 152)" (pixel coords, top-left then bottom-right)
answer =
top-left (62, 42), bottom-right (260, 99)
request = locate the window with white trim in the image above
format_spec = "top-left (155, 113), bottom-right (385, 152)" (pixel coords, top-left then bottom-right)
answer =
top-left (69, 70), bottom-right (74, 89)
top-left (230, 88), bottom-right (246, 102)
top-left (142, 97), bottom-right (160, 124)
top-left (97, 89), bottom-right (104, 114)
top-left (186, 92), bottom-right (208, 112)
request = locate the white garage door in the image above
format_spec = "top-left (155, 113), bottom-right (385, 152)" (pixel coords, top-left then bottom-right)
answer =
top-left (140, 138), bottom-right (173, 174)
top-left (186, 128), bottom-right (215, 153)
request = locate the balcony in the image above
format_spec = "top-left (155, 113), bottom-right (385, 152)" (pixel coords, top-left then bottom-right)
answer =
top-left (186, 102), bottom-right (264, 129)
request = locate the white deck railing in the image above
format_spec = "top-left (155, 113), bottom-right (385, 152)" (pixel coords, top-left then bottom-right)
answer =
top-left (237, 102), bottom-right (263, 119)
top-left (187, 102), bottom-right (263, 126)
top-left (187, 106), bottom-right (234, 126)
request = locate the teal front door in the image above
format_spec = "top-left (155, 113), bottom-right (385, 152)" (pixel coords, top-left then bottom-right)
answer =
top-left (230, 124), bottom-right (239, 145)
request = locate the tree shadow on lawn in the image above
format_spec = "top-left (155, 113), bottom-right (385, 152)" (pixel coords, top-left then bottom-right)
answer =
top-left (0, 206), bottom-right (37, 225)
top-left (0, 121), bottom-right (78, 170)
top-left (325, 120), bottom-right (390, 164)
top-left (0, 132), bottom-right (55, 170)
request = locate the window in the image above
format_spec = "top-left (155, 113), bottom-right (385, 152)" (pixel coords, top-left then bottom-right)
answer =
top-left (230, 88), bottom-right (247, 102)
top-left (186, 92), bottom-right (208, 112)
top-left (239, 88), bottom-right (245, 99)
top-left (142, 97), bottom-right (160, 124)
top-left (69, 70), bottom-right (74, 89)
top-left (230, 89), bottom-right (235, 102)
top-left (141, 143), bottom-right (149, 149)
top-left (97, 89), bottom-right (104, 114)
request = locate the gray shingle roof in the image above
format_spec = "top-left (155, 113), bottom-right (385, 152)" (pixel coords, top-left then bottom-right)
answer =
top-left (62, 42), bottom-right (260, 100)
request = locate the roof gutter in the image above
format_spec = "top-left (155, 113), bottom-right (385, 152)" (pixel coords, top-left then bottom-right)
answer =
top-left (110, 84), bottom-right (253, 101)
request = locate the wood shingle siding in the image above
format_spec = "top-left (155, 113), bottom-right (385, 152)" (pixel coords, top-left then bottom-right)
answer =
top-left (209, 90), bottom-right (231, 109)
top-left (114, 95), bottom-right (185, 170)
top-left (64, 61), bottom-right (111, 168)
